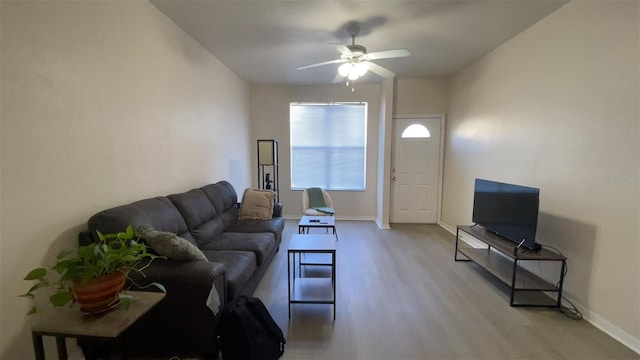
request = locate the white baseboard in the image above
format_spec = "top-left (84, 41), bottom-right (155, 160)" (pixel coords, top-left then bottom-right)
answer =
top-left (438, 221), bottom-right (640, 356)
top-left (438, 221), bottom-right (457, 235)
top-left (282, 215), bottom-right (375, 221)
top-left (565, 296), bottom-right (640, 355)
top-left (375, 219), bottom-right (391, 229)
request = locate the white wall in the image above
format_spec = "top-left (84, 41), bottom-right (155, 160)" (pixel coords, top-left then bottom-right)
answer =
top-left (250, 84), bottom-right (381, 220)
top-left (444, 0), bottom-right (640, 351)
top-left (0, 1), bottom-right (251, 358)
top-left (394, 78), bottom-right (449, 115)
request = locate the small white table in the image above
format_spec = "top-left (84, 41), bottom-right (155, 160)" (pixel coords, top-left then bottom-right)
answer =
top-left (287, 234), bottom-right (336, 320)
top-left (298, 215), bottom-right (338, 240)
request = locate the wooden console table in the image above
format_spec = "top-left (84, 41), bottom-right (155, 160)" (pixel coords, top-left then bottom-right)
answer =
top-left (455, 225), bottom-right (566, 308)
top-left (31, 291), bottom-right (165, 359)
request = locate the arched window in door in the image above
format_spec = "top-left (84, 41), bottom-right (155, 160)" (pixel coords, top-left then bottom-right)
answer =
top-left (401, 124), bottom-right (431, 138)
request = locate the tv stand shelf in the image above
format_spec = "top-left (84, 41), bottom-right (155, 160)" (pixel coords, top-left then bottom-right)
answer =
top-left (455, 225), bottom-right (566, 308)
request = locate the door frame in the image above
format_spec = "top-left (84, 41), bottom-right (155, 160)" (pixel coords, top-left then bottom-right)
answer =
top-left (391, 114), bottom-right (446, 225)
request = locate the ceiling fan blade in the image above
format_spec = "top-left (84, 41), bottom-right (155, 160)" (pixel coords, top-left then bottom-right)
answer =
top-left (330, 43), bottom-right (352, 56)
top-left (368, 62), bottom-right (396, 78)
top-left (365, 49), bottom-right (411, 60)
top-left (332, 73), bottom-right (345, 84)
top-left (297, 59), bottom-right (345, 70)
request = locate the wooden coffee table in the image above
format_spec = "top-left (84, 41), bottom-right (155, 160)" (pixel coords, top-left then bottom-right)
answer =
top-left (31, 291), bottom-right (165, 359)
top-left (298, 215), bottom-right (338, 240)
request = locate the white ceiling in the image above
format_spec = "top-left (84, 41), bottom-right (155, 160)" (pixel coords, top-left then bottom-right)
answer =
top-left (151, 0), bottom-right (567, 86)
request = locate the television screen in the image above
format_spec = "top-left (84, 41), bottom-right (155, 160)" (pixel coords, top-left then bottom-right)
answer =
top-left (472, 179), bottom-right (541, 251)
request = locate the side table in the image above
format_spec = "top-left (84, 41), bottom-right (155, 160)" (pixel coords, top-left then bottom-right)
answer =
top-left (288, 234), bottom-right (336, 320)
top-left (31, 291), bottom-right (165, 359)
top-left (298, 215), bottom-right (338, 240)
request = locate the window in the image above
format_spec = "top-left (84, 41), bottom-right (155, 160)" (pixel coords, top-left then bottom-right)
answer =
top-left (401, 124), bottom-right (431, 138)
top-left (290, 102), bottom-right (367, 190)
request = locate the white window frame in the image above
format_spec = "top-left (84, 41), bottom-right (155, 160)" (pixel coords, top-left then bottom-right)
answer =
top-left (289, 102), bottom-right (367, 191)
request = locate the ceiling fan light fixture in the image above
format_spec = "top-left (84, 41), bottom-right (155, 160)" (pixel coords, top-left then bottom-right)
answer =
top-left (338, 63), bottom-right (351, 77)
top-left (298, 22), bottom-right (410, 82)
top-left (355, 61), bottom-right (369, 76)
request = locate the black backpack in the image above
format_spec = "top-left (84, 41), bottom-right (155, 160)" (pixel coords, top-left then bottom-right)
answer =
top-left (219, 296), bottom-right (286, 360)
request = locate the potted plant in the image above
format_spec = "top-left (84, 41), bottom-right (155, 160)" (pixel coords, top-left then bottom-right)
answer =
top-left (20, 225), bottom-right (165, 315)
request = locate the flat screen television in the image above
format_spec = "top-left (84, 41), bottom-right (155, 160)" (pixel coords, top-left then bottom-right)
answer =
top-left (472, 178), bottom-right (541, 251)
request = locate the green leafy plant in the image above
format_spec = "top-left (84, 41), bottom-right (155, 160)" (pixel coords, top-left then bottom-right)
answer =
top-left (20, 225), bottom-right (165, 314)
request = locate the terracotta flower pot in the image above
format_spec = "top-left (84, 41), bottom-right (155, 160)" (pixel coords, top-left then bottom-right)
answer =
top-left (72, 272), bottom-right (126, 314)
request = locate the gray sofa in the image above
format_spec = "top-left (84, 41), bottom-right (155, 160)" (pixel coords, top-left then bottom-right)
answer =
top-left (79, 180), bottom-right (284, 358)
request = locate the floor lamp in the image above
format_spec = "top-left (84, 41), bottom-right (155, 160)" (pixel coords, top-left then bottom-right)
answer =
top-left (257, 139), bottom-right (279, 202)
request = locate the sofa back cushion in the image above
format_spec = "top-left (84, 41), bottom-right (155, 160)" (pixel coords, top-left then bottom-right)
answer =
top-left (88, 197), bottom-right (197, 246)
top-left (168, 189), bottom-right (226, 248)
top-left (200, 181), bottom-right (239, 230)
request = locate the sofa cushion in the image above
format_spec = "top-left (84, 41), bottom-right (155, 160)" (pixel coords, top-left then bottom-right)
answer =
top-left (227, 217), bottom-right (285, 245)
top-left (168, 189), bottom-right (218, 228)
top-left (136, 225), bottom-right (208, 261)
top-left (200, 182), bottom-right (239, 229)
top-left (201, 250), bottom-right (256, 301)
top-left (239, 189), bottom-right (275, 221)
top-left (88, 197), bottom-right (197, 246)
top-left (168, 189), bottom-right (225, 247)
top-left (201, 181), bottom-right (237, 213)
top-left (199, 232), bottom-right (275, 266)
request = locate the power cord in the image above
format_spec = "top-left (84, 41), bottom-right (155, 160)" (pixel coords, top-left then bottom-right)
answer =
top-left (559, 296), bottom-right (583, 320)
top-left (540, 243), bottom-right (564, 256)
top-left (538, 243), bottom-right (583, 320)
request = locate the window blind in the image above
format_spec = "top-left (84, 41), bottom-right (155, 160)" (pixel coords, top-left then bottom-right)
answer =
top-left (290, 102), bottom-right (367, 190)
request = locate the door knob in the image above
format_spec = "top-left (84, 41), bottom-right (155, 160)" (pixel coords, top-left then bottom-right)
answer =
top-left (391, 176), bottom-right (396, 180)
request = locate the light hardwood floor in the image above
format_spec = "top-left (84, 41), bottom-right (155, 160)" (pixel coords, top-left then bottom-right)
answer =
top-left (253, 220), bottom-right (639, 360)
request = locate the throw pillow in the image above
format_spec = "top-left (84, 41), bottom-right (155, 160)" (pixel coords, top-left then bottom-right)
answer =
top-left (239, 188), bottom-right (275, 221)
top-left (136, 224), bottom-right (207, 261)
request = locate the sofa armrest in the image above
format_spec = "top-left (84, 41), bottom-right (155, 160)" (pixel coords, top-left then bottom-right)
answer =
top-left (78, 230), bottom-right (95, 246)
top-left (122, 258), bottom-right (226, 357)
top-left (80, 230), bottom-right (226, 305)
top-left (129, 258), bottom-right (226, 309)
top-left (79, 227), bottom-right (227, 356)
top-left (273, 202), bottom-right (283, 218)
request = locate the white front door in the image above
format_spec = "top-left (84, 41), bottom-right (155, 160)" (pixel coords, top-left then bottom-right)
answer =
top-left (390, 117), bottom-right (442, 223)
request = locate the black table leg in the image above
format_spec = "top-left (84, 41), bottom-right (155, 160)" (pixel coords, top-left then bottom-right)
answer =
top-left (287, 250), bottom-right (291, 319)
top-left (32, 332), bottom-right (45, 360)
top-left (56, 336), bottom-right (68, 360)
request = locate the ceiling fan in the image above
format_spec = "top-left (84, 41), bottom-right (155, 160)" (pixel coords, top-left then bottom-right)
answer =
top-left (297, 23), bottom-right (411, 81)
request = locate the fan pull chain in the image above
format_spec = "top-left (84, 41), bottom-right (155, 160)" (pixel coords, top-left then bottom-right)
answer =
top-left (345, 81), bottom-right (356, 92)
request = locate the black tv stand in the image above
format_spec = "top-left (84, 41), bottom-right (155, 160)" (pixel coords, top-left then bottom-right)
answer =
top-left (455, 225), bottom-right (566, 308)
